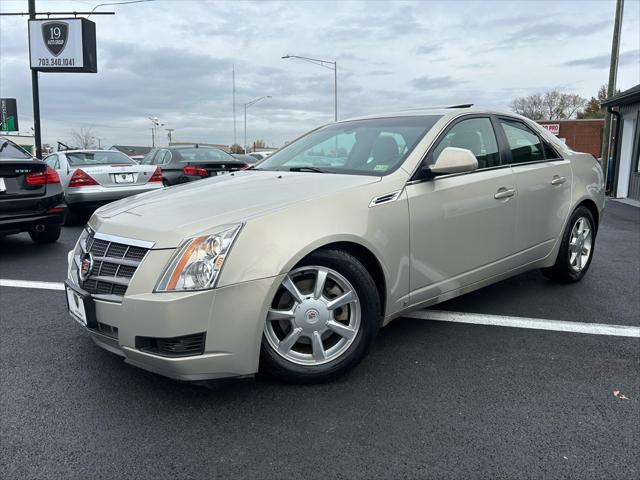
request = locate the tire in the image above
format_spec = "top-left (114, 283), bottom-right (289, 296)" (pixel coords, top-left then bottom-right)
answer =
top-left (542, 206), bottom-right (596, 283)
top-left (162, 179), bottom-right (169, 187)
top-left (260, 249), bottom-right (381, 384)
top-left (29, 224), bottom-right (61, 244)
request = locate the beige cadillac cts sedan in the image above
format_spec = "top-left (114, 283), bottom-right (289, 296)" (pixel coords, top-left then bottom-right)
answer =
top-left (65, 106), bottom-right (605, 383)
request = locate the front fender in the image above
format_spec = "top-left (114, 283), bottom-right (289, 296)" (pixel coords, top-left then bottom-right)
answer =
top-left (218, 182), bottom-right (411, 317)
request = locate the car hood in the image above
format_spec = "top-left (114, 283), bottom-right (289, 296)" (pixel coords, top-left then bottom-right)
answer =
top-left (90, 170), bottom-right (380, 248)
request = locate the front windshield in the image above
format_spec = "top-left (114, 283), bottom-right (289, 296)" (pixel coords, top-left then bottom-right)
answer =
top-left (67, 151), bottom-right (135, 166)
top-left (256, 115), bottom-right (442, 175)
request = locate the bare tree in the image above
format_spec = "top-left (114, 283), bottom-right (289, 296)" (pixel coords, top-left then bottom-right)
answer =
top-left (511, 90), bottom-right (587, 121)
top-left (69, 127), bottom-right (97, 149)
top-left (229, 144), bottom-right (245, 154)
top-left (511, 93), bottom-right (545, 120)
top-left (252, 139), bottom-right (266, 149)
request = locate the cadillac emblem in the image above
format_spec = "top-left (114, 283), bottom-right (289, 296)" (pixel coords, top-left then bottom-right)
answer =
top-left (79, 252), bottom-right (94, 281)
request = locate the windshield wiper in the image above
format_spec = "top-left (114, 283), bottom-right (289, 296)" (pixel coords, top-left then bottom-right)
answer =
top-left (288, 166), bottom-right (329, 173)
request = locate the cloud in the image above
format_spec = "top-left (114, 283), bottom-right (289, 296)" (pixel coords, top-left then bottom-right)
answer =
top-left (414, 45), bottom-right (440, 55)
top-left (1, 0), bottom-right (638, 147)
top-left (410, 76), bottom-right (467, 90)
top-left (560, 49), bottom-right (640, 69)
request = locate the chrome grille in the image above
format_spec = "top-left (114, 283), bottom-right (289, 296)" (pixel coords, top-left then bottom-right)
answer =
top-left (74, 230), bottom-right (152, 302)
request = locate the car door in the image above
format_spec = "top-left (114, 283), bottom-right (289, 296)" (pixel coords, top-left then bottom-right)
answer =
top-left (496, 117), bottom-right (572, 263)
top-left (405, 116), bottom-right (518, 305)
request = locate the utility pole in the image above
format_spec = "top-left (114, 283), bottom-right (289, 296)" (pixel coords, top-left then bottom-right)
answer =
top-left (602, 0), bottom-right (624, 188)
top-left (28, 0), bottom-right (42, 159)
top-left (232, 64), bottom-right (237, 146)
top-left (166, 128), bottom-right (175, 144)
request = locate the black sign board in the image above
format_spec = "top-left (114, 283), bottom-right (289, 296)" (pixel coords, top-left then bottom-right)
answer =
top-left (0, 98), bottom-right (19, 132)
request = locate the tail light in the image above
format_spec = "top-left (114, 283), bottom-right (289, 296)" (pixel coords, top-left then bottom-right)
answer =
top-left (25, 166), bottom-right (60, 185)
top-left (240, 163), bottom-right (250, 170)
top-left (68, 169), bottom-right (98, 187)
top-left (149, 166), bottom-right (163, 182)
top-left (183, 165), bottom-right (208, 177)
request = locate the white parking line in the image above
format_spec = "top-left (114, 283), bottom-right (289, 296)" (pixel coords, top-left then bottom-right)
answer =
top-left (0, 279), bottom-right (65, 291)
top-left (2, 278), bottom-right (638, 338)
top-left (404, 310), bottom-right (640, 338)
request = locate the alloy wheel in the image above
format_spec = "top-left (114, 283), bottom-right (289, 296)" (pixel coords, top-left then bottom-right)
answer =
top-left (568, 216), bottom-right (592, 272)
top-left (265, 266), bottom-right (361, 366)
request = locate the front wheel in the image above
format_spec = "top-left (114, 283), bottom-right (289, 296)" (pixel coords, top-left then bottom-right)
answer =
top-left (542, 206), bottom-right (596, 282)
top-left (260, 249), bottom-right (381, 384)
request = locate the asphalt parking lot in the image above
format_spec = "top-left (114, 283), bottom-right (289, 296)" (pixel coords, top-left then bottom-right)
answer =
top-left (1, 200), bottom-right (638, 479)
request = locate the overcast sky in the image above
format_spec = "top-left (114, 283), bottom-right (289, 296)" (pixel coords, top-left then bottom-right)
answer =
top-left (1, 0), bottom-right (639, 149)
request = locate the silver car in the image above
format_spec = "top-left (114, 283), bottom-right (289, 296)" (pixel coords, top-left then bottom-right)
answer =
top-left (65, 107), bottom-right (605, 384)
top-left (44, 150), bottom-right (163, 222)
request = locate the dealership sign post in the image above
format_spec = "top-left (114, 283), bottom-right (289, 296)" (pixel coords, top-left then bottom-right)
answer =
top-left (28, 18), bottom-right (97, 73)
top-left (0, 98), bottom-right (19, 132)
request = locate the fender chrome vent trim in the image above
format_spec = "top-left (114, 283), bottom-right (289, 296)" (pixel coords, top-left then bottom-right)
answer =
top-left (369, 190), bottom-right (402, 208)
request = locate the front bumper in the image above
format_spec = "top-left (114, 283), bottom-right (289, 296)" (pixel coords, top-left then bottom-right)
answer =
top-left (73, 274), bottom-right (283, 381)
top-left (65, 183), bottom-right (162, 208)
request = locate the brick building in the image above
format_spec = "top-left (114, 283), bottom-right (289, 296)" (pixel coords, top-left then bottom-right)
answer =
top-left (538, 119), bottom-right (604, 158)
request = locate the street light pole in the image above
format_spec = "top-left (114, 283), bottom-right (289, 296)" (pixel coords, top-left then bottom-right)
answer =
top-left (282, 54), bottom-right (337, 122)
top-left (243, 96), bottom-right (271, 153)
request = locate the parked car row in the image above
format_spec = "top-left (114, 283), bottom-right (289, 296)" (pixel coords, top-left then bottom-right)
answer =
top-left (0, 139), bottom-right (251, 243)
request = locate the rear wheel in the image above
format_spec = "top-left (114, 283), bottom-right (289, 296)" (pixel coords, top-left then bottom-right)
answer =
top-left (29, 224), bottom-right (61, 244)
top-left (260, 249), bottom-right (380, 384)
top-left (542, 206), bottom-right (596, 282)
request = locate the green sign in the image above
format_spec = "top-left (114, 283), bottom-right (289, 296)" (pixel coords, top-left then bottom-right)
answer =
top-left (0, 98), bottom-right (19, 132)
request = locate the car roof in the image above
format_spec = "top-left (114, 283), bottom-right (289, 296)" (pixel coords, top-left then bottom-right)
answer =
top-left (342, 106), bottom-right (529, 123)
top-left (58, 149), bottom-right (124, 154)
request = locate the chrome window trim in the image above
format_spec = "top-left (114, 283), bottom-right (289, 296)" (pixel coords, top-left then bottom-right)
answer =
top-left (405, 164), bottom-right (512, 185)
top-left (93, 231), bottom-right (155, 249)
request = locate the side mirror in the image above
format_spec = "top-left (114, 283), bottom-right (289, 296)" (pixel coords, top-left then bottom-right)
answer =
top-left (427, 147), bottom-right (478, 176)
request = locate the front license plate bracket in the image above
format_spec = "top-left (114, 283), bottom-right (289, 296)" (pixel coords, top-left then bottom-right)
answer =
top-left (64, 281), bottom-right (98, 329)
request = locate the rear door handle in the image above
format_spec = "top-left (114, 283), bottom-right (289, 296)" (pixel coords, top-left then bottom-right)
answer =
top-left (494, 187), bottom-right (516, 200)
top-left (551, 176), bottom-right (567, 186)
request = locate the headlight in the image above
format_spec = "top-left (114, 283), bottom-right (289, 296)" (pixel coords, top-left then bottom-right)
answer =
top-left (155, 224), bottom-right (243, 292)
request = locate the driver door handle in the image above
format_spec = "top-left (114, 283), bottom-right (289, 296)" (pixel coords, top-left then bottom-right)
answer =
top-left (494, 187), bottom-right (516, 200)
top-left (551, 176), bottom-right (567, 186)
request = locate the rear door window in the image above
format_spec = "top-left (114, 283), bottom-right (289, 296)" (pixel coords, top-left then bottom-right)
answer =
top-left (499, 119), bottom-right (545, 164)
